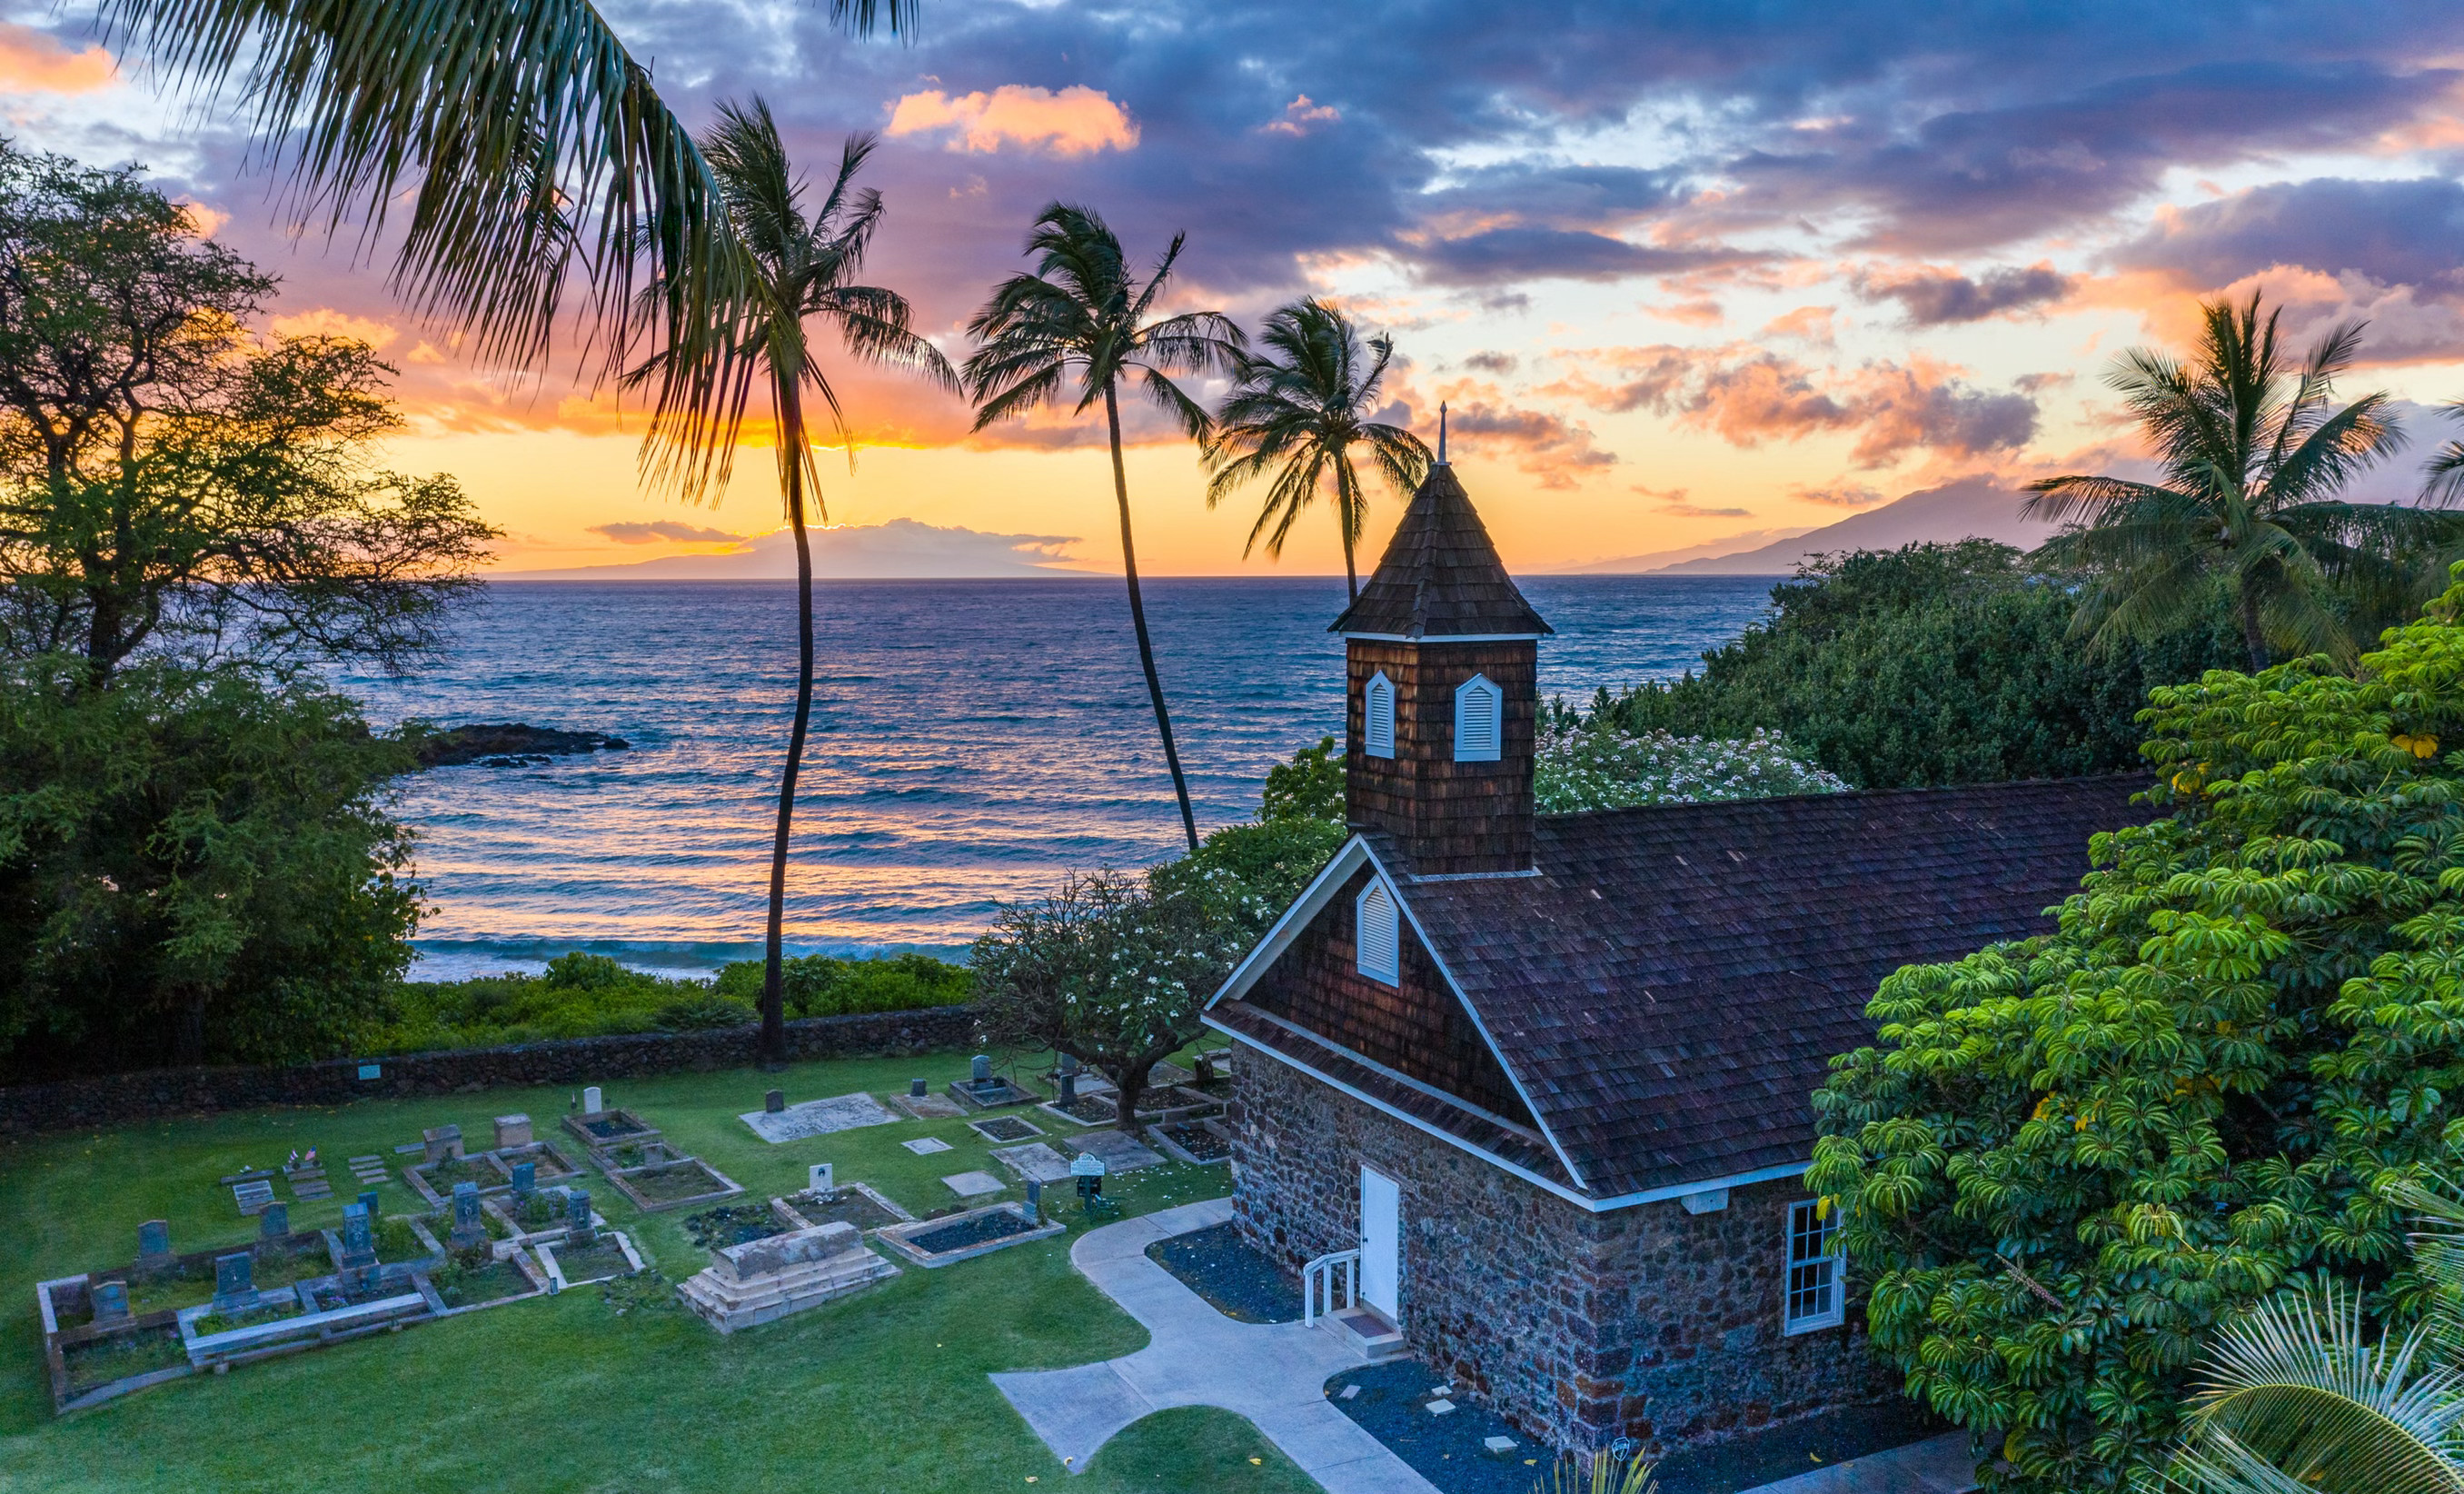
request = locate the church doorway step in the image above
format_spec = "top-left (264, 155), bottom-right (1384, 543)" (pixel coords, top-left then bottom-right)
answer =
top-left (1359, 1164), bottom-right (1402, 1324)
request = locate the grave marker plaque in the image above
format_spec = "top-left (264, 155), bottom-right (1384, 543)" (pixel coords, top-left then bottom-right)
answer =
top-left (340, 1202), bottom-right (377, 1268)
top-left (565, 1189), bottom-right (596, 1247)
top-left (511, 1161), bottom-right (536, 1198)
top-left (764, 1089), bottom-right (785, 1114)
top-left (259, 1201), bottom-right (289, 1240)
top-left (808, 1162), bottom-right (834, 1194)
top-left (450, 1180), bottom-right (486, 1248)
top-left (89, 1280), bottom-right (131, 1327)
top-left (909, 1079), bottom-right (927, 1098)
top-left (1024, 1179), bottom-right (1042, 1224)
top-left (136, 1220), bottom-right (171, 1262)
top-left (212, 1251), bottom-right (253, 1309)
top-left (969, 1054), bottom-right (993, 1087)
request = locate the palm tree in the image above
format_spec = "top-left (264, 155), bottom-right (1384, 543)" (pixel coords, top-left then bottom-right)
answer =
top-left (2026, 291), bottom-right (2460, 672)
top-left (101, 0), bottom-right (916, 445)
top-left (1205, 299), bottom-right (1429, 601)
top-left (2167, 1180), bottom-right (2464, 1494)
top-left (963, 204), bottom-right (1242, 852)
top-left (631, 105), bottom-right (957, 1068)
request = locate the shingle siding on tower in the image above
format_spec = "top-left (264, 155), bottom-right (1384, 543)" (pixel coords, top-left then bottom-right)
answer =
top-left (1345, 640), bottom-right (1537, 875)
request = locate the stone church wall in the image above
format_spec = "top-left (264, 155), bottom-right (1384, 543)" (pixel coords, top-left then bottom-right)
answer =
top-left (1225, 1053), bottom-right (1897, 1454)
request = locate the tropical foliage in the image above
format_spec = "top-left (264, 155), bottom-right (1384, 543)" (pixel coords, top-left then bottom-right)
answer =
top-left (2028, 290), bottom-right (2463, 672)
top-left (0, 659), bottom-right (419, 1074)
top-left (1534, 722), bottom-right (1845, 812)
top-left (1589, 542), bottom-right (2249, 790)
top-left (965, 204), bottom-right (1243, 850)
top-left (1806, 567), bottom-right (2464, 1494)
top-left (1206, 298), bottom-right (1428, 598)
top-left (630, 105), bottom-right (954, 1066)
top-left (374, 949), bottom-right (969, 1055)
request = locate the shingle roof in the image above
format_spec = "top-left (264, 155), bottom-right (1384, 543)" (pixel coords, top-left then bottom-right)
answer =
top-left (1327, 464), bottom-right (1553, 639)
top-left (1225, 777), bottom-right (2145, 1202)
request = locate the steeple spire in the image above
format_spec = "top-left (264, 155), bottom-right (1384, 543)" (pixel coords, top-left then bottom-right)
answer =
top-left (1437, 402), bottom-right (1448, 465)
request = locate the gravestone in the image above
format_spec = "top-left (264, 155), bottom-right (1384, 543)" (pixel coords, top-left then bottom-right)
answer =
top-left (764, 1090), bottom-right (785, 1114)
top-left (565, 1189), bottom-right (596, 1248)
top-left (259, 1201), bottom-right (289, 1240)
top-left (89, 1280), bottom-right (131, 1327)
top-left (339, 1202), bottom-right (377, 1268)
top-left (359, 1189), bottom-right (381, 1220)
top-left (136, 1220), bottom-right (171, 1263)
top-left (969, 1054), bottom-right (993, 1088)
top-left (1024, 1179), bottom-right (1042, 1224)
top-left (1072, 1153), bottom-right (1108, 1213)
top-left (511, 1161), bottom-right (537, 1198)
top-left (492, 1113), bottom-right (532, 1150)
top-left (422, 1123), bottom-right (463, 1163)
top-left (1059, 1071), bottom-right (1078, 1105)
top-left (581, 1086), bottom-right (604, 1115)
top-left (808, 1162), bottom-right (833, 1194)
top-left (212, 1251), bottom-right (253, 1310)
top-left (449, 1180), bottom-right (487, 1249)
top-left (909, 1079), bottom-right (927, 1098)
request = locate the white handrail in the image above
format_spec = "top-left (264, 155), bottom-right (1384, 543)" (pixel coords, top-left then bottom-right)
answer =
top-left (1302, 1248), bottom-right (1360, 1328)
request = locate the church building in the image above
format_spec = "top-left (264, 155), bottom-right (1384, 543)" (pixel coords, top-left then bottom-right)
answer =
top-left (1200, 458), bottom-right (2138, 1454)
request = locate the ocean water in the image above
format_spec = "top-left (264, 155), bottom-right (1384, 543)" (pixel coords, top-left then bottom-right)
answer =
top-left (338, 575), bottom-right (1778, 981)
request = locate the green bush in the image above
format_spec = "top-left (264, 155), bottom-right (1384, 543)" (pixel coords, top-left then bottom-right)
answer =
top-left (712, 951), bottom-right (973, 1020)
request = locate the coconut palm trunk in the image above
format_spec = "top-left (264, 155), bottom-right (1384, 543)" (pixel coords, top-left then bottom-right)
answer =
top-left (1103, 383), bottom-right (1198, 849)
top-left (760, 371), bottom-right (819, 1068)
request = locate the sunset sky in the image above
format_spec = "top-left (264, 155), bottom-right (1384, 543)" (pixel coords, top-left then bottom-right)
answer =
top-left (9, 2), bottom-right (2464, 574)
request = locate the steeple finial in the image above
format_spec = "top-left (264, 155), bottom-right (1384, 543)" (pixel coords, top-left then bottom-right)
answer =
top-left (1437, 401), bottom-right (1448, 465)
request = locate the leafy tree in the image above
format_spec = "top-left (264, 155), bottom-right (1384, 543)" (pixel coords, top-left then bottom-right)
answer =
top-left (2028, 290), bottom-right (2461, 672)
top-left (631, 105), bottom-right (954, 1070)
top-left (1807, 572), bottom-right (2464, 1494)
top-left (0, 658), bottom-right (419, 1073)
top-left (1205, 298), bottom-right (1427, 599)
top-left (0, 144), bottom-right (496, 687)
top-left (965, 204), bottom-right (1244, 852)
top-left (1589, 541), bottom-right (2248, 789)
top-left (1262, 735), bottom-right (1345, 823)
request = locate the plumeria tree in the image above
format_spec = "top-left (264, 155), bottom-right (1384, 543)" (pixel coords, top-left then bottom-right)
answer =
top-left (1807, 568), bottom-right (2464, 1494)
top-left (1535, 721), bottom-right (1847, 812)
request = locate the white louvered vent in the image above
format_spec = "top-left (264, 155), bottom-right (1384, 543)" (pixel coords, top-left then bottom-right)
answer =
top-left (1364, 671), bottom-right (1396, 759)
top-left (1455, 674), bottom-right (1502, 762)
top-left (1356, 881), bottom-right (1400, 985)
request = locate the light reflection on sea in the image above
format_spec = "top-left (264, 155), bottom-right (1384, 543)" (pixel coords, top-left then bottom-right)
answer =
top-left (336, 575), bottom-right (1776, 980)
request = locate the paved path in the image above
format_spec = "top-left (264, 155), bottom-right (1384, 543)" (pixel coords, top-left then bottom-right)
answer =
top-left (1739, 1431), bottom-right (1976, 1494)
top-left (990, 1198), bottom-right (1439, 1494)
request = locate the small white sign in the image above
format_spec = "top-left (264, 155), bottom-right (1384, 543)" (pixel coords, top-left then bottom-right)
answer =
top-left (1069, 1155), bottom-right (1107, 1177)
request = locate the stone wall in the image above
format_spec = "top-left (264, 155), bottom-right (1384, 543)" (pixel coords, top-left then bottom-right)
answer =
top-left (0, 1005), bottom-right (978, 1138)
top-left (1226, 1051), bottom-right (1895, 1455)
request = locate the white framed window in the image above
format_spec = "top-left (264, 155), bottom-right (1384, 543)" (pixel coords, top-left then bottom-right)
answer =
top-left (1454, 673), bottom-right (1502, 762)
top-left (1355, 881), bottom-right (1400, 985)
top-left (1363, 671), bottom-right (1396, 759)
top-left (1783, 1199), bottom-right (1845, 1333)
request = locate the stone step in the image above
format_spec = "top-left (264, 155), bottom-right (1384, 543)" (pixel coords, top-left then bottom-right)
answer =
top-left (1326, 1306), bottom-right (1407, 1362)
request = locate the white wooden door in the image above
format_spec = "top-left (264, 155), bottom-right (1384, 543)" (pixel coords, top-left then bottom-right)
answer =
top-left (1359, 1165), bottom-right (1401, 1323)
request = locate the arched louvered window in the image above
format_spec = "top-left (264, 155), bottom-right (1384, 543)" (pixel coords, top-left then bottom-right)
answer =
top-left (1455, 673), bottom-right (1502, 762)
top-left (1363, 671), bottom-right (1396, 759)
top-left (1356, 881), bottom-right (1400, 985)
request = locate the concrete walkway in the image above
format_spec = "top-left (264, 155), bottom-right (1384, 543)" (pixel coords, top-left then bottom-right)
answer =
top-left (1739, 1431), bottom-right (1976, 1494)
top-left (990, 1198), bottom-right (1440, 1494)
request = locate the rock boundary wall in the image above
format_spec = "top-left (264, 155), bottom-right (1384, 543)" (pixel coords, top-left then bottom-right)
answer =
top-left (0, 1005), bottom-right (979, 1138)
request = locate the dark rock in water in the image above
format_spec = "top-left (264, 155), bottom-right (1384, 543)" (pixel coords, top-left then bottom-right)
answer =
top-left (412, 723), bottom-right (631, 770)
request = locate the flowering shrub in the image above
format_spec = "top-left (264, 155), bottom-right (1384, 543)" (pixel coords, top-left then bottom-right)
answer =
top-left (1535, 721), bottom-right (1847, 812)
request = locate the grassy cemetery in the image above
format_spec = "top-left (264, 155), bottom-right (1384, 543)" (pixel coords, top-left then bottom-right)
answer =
top-left (0, 1049), bottom-right (1311, 1494)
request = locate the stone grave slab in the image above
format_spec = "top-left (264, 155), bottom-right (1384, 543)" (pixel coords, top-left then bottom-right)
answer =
top-left (345, 1155), bottom-right (389, 1187)
top-left (989, 1142), bottom-right (1075, 1185)
top-left (1070, 1130), bottom-right (1166, 1174)
top-left (940, 1170), bottom-right (1006, 1199)
top-left (891, 1091), bottom-right (966, 1120)
top-left (231, 1179), bottom-right (276, 1216)
top-left (737, 1091), bottom-right (897, 1144)
top-left (900, 1137), bottom-right (954, 1156)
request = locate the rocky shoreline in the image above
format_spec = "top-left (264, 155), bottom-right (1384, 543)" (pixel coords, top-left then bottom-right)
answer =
top-left (410, 722), bottom-right (631, 769)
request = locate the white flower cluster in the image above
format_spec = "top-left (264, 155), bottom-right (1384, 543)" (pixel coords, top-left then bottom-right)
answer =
top-left (1535, 722), bottom-right (1848, 813)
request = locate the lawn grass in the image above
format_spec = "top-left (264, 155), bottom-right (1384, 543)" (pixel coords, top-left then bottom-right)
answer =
top-left (0, 1048), bottom-right (1309, 1494)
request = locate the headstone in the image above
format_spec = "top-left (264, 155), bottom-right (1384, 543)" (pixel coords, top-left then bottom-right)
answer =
top-left (450, 1180), bottom-right (486, 1248)
top-left (359, 1190), bottom-right (381, 1220)
top-left (422, 1123), bottom-right (463, 1163)
top-left (259, 1201), bottom-right (290, 1240)
top-left (969, 1054), bottom-right (993, 1088)
top-left (136, 1220), bottom-right (171, 1262)
top-left (581, 1086), bottom-right (603, 1115)
top-left (565, 1189), bottom-right (596, 1247)
top-left (89, 1280), bottom-right (131, 1327)
top-left (808, 1162), bottom-right (833, 1194)
top-left (213, 1251), bottom-right (254, 1309)
top-left (764, 1089), bottom-right (785, 1114)
top-left (909, 1079), bottom-right (927, 1098)
top-left (492, 1113), bottom-right (532, 1150)
top-left (511, 1160), bottom-right (537, 1198)
top-left (340, 1202), bottom-right (376, 1267)
top-left (1024, 1179), bottom-right (1042, 1224)
top-left (1059, 1072), bottom-right (1078, 1104)
top-left (1058, 1052), bottom-right (1079, 1075)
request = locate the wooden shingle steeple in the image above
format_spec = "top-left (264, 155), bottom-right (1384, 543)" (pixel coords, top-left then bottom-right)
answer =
top-left (1332, 462), bottom-right (1551, 877)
